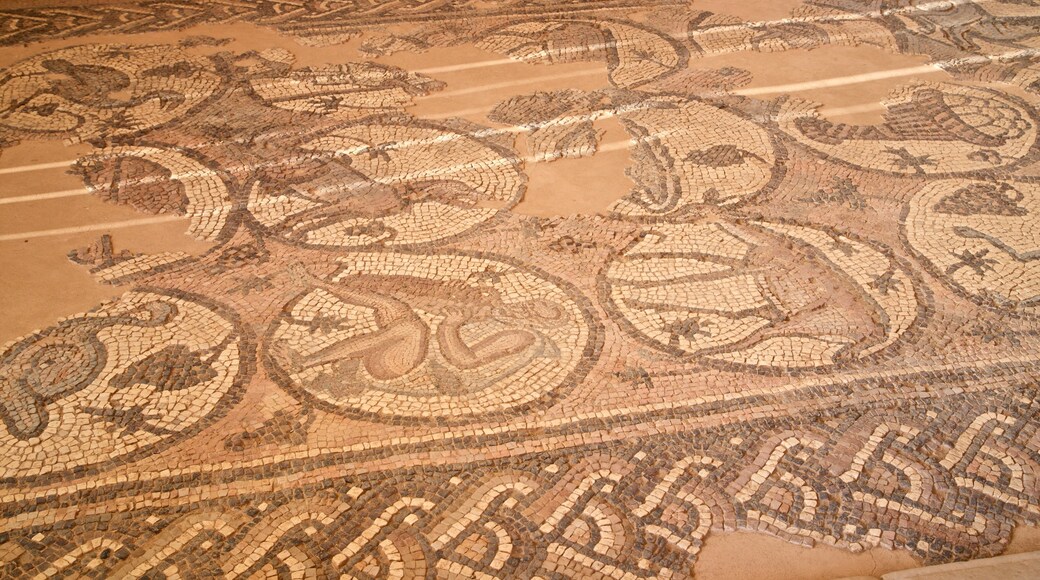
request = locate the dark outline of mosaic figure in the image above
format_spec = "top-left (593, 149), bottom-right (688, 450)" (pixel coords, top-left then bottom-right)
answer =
top-left (268, 264), bottom-right (544, 385)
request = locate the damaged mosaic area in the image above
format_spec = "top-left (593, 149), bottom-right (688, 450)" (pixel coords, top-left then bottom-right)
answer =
top-left (2, 0), bottom-right (1040, 577)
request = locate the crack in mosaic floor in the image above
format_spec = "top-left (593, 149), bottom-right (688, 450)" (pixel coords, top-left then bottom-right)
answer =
top-left (2, 0), bottom-right (1040, 578)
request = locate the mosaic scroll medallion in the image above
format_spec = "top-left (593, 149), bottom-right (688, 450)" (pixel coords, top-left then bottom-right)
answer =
top-left (602, 220), bottom-right (923, 370)
top-left (778, 82), bottom-right (1037, 174)
top-left (610, 96), bottom-right (781, 217)
top-left (686, 8), bottom-right (896, 56)
top-left (904, 178), bottom-right (1040, 316)
top-left (0, 290), bottom-right (247, 480)
top-left (264, 251), bottom-right (598, 421)
top-left (247, 62), bottom-right (444, 121)
top-left (479, 18), bottom-right (687, 89)
top-left (488, 90), bottom-right (781, 217)
top-left (78, 145), bottom-right (233, 242)
top-left (0, 44), bottom-right (220, 144)
top-left (248, 119), bottom-right (526, 248)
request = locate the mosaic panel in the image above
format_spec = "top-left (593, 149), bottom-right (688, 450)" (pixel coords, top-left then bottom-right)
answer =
top-left (2, 1), bottom-right (1040, 577)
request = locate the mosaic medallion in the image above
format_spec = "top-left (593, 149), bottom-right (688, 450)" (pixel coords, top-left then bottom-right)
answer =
top-left (0, 290), bottom-right (247, 479)
top-left (247, 62), bottom-right (444, 121)
top-left (479, 18), bottom-right (687, 89)
top-left (489, 90), bottom-right (781, 217)
top-left (904, 177), bottom-right (1040, 316)
top-left (248, 119), bottom-right (526, 248)
top-left (778, 82), bottom-right (1038, 175)
top-left (602, 220), bottom-right (923, 370)
top-left (610, 96), bottom-right (781, 217)
top-left (0, 44), bottom-right (220, 144)
top-left (264, 251), bottom-right (597, 421)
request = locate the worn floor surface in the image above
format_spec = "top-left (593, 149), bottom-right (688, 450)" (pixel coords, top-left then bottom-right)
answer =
top-left (2, 0), bottom-right (1040, 578)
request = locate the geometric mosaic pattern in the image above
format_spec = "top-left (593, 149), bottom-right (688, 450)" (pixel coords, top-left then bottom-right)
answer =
top-left (2, 0), bottom-right (1040, 577)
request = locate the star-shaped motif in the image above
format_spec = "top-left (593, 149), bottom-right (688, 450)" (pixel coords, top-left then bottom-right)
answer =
top-left (868, 270), bottom-right (899, 295)
top-left (947, 248), bottom-right (998, 277)
top-left (885, 147), bottom-right (937, 173)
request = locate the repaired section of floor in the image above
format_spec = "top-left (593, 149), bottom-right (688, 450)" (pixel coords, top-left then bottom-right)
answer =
top-left (1, 0), bottom-right (1040, 578)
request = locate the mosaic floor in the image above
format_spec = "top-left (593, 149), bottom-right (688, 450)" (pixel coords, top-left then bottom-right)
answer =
top-left (2, 0), bottom-right (1040, 578)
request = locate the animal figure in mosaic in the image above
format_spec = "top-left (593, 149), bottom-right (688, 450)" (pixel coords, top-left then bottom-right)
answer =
top-left (264, 251), bottom-right (593, 420)
top-left (603, 220), bottom-right (921, 369)
top-left (249, 118), bottom-right (525, 248)
top-left (270, 264), bottom-right (543, 382)
top-left (490, 89), bottom-right (779, 215)
top-left (779, 82), bottom-right (1037, 174)
top-left (247, 61), bottom-right (444, 120)
top-left (684, 7), bottom-right (898, 56)
top-left (478, 18), bottom-right (688, 89)
top-left (253, 156), bottom-right (484, 243)
top-left (0, 291), bottom-right (246, 480)
top-left (77, 145), bottom-right (233, 241)
top-left (0, 302), bottom-right (176, 440)
top-left (0, 44), bottom-right (220, 144)
top-left (892, 0), bottom-right (1040, 53)
top-left (614, 95), bottom-right (779, 214)
top-left (793, 87), bottom-right (1027, 148)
